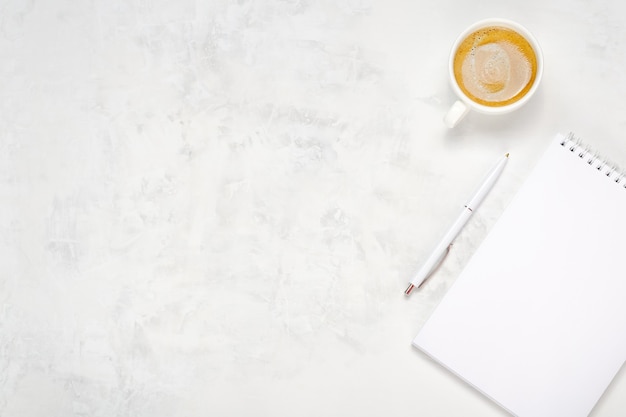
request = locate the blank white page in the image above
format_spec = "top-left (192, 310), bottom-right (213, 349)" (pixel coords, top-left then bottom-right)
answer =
top-left (414, 134), bottom-right (626, 417)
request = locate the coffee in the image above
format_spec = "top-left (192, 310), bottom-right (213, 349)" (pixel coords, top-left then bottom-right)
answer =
top-left (453, 26), bottom-right (538, 107)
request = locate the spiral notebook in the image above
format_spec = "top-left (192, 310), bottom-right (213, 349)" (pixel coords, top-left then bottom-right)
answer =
top-left (414, 133), bottom-right (626, 417)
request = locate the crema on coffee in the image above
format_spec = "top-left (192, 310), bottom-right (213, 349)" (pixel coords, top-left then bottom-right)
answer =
top-left (453, 26), bottom-right (538, 107)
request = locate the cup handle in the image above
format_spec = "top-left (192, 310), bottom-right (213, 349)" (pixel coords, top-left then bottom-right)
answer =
top-left (444, 100), bottom-right (470, 128)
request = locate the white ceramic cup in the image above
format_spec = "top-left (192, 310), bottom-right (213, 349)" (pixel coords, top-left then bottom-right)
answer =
top-left (444, 18), bottom-right (543, 128)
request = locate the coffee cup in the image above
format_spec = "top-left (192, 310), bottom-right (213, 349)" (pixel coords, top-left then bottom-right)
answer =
top-left (444, 18), bottom-right (543, 128)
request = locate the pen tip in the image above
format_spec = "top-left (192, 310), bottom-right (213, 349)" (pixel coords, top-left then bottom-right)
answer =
top-left (405, 284), bottom-right (414, 296)
top-left (505, 152), bottom-right (510, 158)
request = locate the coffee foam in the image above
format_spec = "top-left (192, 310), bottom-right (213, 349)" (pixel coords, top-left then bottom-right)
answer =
top-left (453, 26), bottom-right (537, 107)
top-left (462, 41), bottom-right (531, 102)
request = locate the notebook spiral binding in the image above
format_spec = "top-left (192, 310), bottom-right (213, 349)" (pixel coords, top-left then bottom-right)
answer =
top-left (559, 132), bottom-right (626, 187)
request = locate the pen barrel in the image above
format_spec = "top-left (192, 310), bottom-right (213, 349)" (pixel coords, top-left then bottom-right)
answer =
top-left (466, 155), bottom-right (508, 210)
top-left (410, 208), bottom-right (473, 287)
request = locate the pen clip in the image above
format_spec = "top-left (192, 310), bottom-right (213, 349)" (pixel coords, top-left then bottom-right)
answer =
top-left (417, 243), bottom-right (452, 289)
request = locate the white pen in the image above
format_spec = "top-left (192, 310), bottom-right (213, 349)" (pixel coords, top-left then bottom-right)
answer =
top-left (405, 153), bottom-right (509, 295)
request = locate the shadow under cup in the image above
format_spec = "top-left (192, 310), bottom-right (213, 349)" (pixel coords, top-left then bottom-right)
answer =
top-left (445, 19), bottom-right (543, 128)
